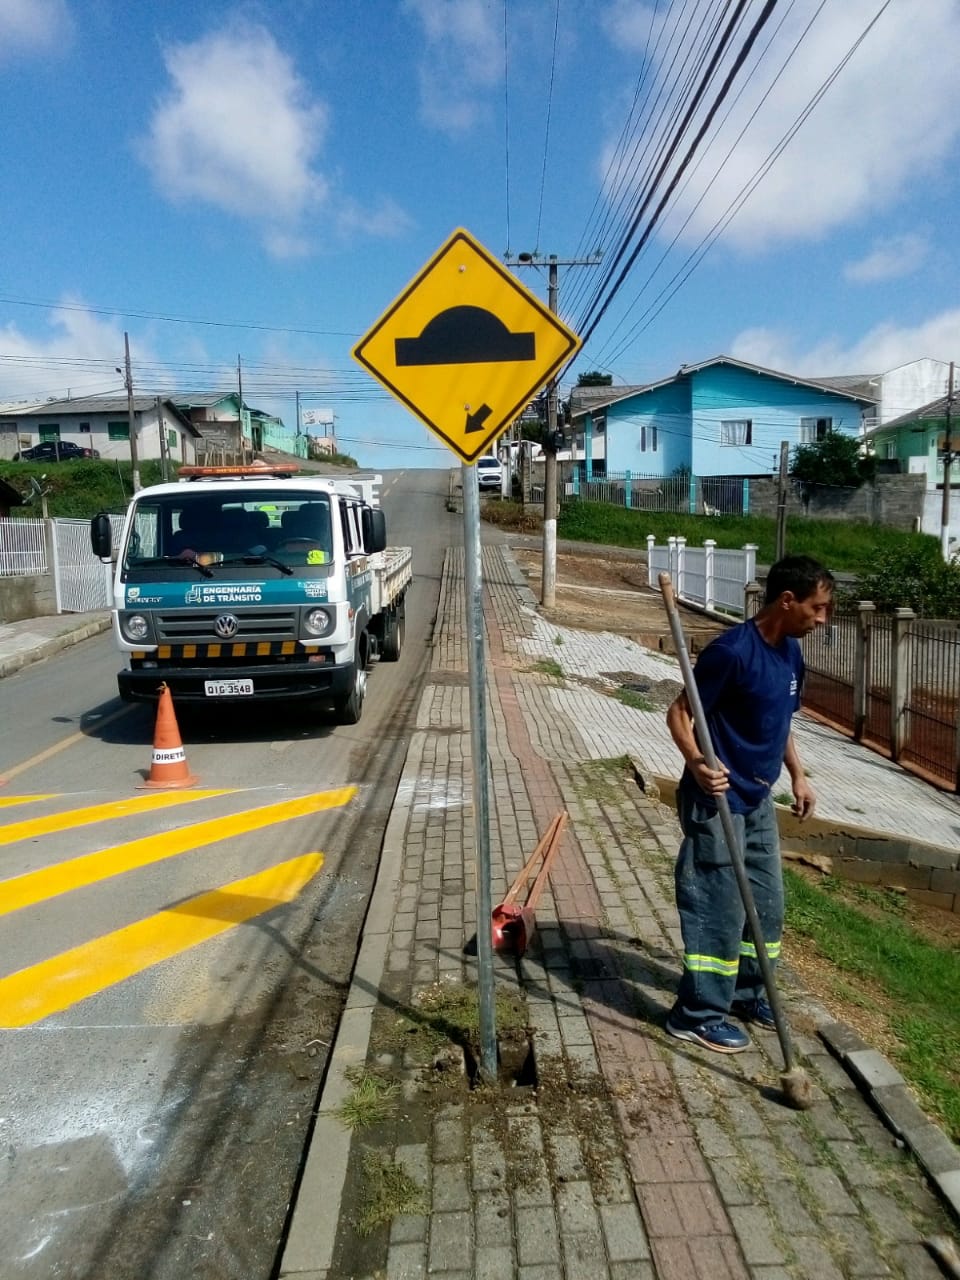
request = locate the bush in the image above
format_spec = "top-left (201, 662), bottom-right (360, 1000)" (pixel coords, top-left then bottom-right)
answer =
top-left (851, 542), bottom-right (960, 616)
top-left (791, 430), bottom-right (876, 489)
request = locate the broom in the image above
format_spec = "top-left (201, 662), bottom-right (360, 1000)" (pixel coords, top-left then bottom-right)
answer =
top-left (659, 572), bottom-right (813, 1111)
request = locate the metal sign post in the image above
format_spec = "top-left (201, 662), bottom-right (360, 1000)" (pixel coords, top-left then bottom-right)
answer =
top-left (461, 462), bottom-right (498, 1081)
top-left (352, 226), bottom-right (581, 1088)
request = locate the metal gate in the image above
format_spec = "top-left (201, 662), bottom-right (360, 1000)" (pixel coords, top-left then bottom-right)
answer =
top-left (51, 517), bottom-right (121, 612)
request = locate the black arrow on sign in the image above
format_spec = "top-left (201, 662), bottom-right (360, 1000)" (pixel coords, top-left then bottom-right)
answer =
top-left (465, 404), bottom-right (493, 434)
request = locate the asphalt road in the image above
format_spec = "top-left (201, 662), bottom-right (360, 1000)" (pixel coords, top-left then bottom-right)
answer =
top-left (0, 467), bottom-right (460, 1280)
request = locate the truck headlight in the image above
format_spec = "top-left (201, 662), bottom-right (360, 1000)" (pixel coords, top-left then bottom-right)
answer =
top-left (121, 613), bottom-right (151, 642)
top-left (303, 607), bottom-right (334, 637)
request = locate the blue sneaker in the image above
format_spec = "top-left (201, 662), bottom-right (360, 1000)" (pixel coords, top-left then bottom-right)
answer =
top-left (665, 1016), bottom-right (750, 1054)
top-left (732, 998), bottom-right (776, 1030)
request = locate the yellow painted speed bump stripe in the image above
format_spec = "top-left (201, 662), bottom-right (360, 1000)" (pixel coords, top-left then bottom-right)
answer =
top-left (0, 795), bottom-right (58, 810)
top-left (0, 852), bottom-right (324, 1028)
top-left (0, 790), bottom-right (236, 848)
top-left (0, 788), bottom-right (355, 919)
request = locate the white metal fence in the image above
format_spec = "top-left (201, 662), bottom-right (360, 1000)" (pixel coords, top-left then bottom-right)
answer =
top-left (646, 535), bottom-right (758, 618)
top-left (0, 517), bottom-right (47, 575)
top-left (51, 518), bottom-right (119, 612)
top-left (0, 515), bottom-right (122, 612)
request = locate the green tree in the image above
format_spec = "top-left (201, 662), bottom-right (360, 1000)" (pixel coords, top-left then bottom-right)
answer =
top-left (853, 541), bottom-right (960, 616)
top-left (575, 371), bottom-right (613, 387)
top-left (791, 429), bottom-right (876, 489)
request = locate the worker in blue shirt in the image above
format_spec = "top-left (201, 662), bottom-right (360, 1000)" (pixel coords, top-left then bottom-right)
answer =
top-left (665, 555), bottom-right (834, 1053)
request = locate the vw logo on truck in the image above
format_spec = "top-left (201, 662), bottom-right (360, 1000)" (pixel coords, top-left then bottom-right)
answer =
top-left (215, 614), bottom-right (240, 639)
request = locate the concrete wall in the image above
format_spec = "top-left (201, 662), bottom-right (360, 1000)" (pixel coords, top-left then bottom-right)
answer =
top-left (0, 571), bottom-right (56, 622)
top-left (748, 473), bottom-right (926, 531)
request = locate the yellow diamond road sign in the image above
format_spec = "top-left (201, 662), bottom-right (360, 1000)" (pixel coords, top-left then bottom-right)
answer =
top-left (352, 228), bottom-right (581, 464)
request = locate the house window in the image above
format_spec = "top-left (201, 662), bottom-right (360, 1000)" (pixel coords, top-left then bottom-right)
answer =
top-left (720, 419), bottom-right (752, 446)
top-left (800, 416), bottom-right (832, 442)
top-left (108, 420), bottom-right (130, 440)
top-left (79, 421), bottom-right (91, 434)
top-left (651, 424), bottom-right (658, 451)
top-left (884, 441), bottom-right (897, 460)
top-left (39, 423), bottom-right (61, 442)
top-left (640, 425), bottom-right (646, 452)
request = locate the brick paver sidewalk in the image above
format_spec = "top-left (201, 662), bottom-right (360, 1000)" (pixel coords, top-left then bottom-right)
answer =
top-left (280, 545), bottom-right (957, 1280)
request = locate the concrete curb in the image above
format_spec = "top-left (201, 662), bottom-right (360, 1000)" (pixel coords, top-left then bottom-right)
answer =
top-left (278, 730), bottom-right (427, 1279)
top-left (820, 1021), bottom-right (960, 1223)
top-left (0, 616), bottom-right (112, 679)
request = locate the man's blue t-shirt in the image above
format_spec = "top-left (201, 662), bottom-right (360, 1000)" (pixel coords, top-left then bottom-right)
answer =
top-left (685, 619), bottom-right (804, 814)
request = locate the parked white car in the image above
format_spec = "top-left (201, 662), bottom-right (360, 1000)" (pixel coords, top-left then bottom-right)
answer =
top-left (476, 455), bottom-right (504, 492)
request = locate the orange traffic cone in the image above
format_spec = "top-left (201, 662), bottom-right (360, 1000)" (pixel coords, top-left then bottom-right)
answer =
top-left (139, 684), bottom-right (198, 789)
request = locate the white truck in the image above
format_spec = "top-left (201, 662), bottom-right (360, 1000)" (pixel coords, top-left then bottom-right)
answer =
top-left (90, 464), bottom-right (412, 724)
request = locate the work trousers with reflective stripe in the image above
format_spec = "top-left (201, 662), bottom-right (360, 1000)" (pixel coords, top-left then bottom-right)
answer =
top-left (671, 777), bottom-right (783, 1026)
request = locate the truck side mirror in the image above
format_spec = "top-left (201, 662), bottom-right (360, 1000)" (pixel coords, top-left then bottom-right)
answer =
top-left (361, 506), bottom-right (387, 553)
top-left (90, 512), bottom-right (112, 560)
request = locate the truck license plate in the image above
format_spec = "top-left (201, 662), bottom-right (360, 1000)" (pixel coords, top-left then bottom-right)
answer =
top-left (204, 678), bottom-right (254, 697)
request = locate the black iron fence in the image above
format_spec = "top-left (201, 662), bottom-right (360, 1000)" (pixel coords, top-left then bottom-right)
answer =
top-left (793, 603), bottom-right (960, 791)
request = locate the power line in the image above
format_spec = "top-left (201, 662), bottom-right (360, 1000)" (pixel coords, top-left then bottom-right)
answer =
top-left (502, 0), bottom-right (512, 254)
top-left (566, 0), bottom-right (736, 321)
top-left (0, 294), bottom-right (358, 339)
top-left (534, 0), bottom-right (562, 254)
top-left (576, 0), bottom-right (778, 347)
top-left (597, 0), bottom-right (893, 363)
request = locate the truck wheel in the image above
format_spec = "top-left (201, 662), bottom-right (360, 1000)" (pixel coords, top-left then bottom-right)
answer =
top-left (335, 654), bottom-right (367, 724)
top-left (381, 605), bottom-right (404, 662)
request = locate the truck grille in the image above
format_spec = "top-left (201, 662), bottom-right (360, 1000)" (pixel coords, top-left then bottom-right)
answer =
top-left (154, 608), bottom-right (299, 644)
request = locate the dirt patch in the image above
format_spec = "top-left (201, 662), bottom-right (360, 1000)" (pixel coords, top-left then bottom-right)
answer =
top-left (510, 545), bottom-right (726, 652)
top-left (331, 981), bottom-right (631, 1276)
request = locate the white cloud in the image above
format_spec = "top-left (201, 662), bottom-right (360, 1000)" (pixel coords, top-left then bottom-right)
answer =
top-left (140, 23), bottom-right (329, 244)
top-left (0, 304), bottom-right (130, 402)
top-left (731, 309), bottom-right (960, 377)
top-left (0, 0), bottom-right (72, 61)
top-left (844, 233), bottom-right (929, 283)
top-left (335, 196), bottom-right (413, 240)
top-left (402, 0), bottom-right (502, 134)
top-left (600, 0), bottom-right (960, 252)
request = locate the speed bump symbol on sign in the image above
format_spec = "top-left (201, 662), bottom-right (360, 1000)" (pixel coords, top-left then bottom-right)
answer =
top-left (352, 228), bottom-right (581, 464)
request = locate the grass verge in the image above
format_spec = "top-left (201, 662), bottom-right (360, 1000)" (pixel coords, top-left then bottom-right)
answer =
top-left (377, 981), bottom-right (528, 1065)
top-left (784, 868), bottom-right (960, 1143)
top-left (550, 500), bottom-right (933, 574)
top-left (526, 657), bottom-right (564, 680)
top-left (337, 1069), bottom-right (400, 1131)
top-left (355, 1149), bottom-right (427, 1236)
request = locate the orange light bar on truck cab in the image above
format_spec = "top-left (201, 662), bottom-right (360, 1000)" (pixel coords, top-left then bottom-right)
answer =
top-left (177, 464), bottom-right (300, 480)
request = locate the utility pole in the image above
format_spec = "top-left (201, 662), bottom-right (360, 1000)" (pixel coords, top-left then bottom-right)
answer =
top-left (505, 251), bottom-right (600, 607)
top-left (123, 331), bottom-right (140, 492)
top-left (156, 395), bottom-right (170, 482)
top-left (775, 439), bottom-right (790, 562)
top-left (237, 354), bottom-right (246, 464)
top-left (542, 257), bottom-right (560, 606)
top-left (940, 361), bottom-right (956, 561)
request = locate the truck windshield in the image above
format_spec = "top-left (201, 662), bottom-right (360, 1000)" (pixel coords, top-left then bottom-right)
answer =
top-left (122, 490), bottom-right (335, 577)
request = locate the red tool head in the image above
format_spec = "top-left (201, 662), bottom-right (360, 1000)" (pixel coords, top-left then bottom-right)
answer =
top-left (491, 903), bottom-right (536, 955)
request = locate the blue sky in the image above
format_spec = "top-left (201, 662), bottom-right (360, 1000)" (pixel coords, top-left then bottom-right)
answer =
top-left (1, 0), bottom-right (959, 470)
